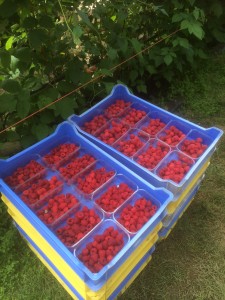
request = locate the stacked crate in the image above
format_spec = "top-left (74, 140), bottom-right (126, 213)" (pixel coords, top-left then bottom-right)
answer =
top-left (68, 84), bottom-right (222, 241)
top-left (0, 84), bottom-right (223, 299)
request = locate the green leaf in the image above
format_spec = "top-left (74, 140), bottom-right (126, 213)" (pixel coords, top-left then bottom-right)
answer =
top-left (38, 96), bottom-right (55, 110)
top-left (39, 15), bottom-right (54, 28)
top-left (129, 70), bottom-right (138, 82)
top-left (137, 84), bottom-right (147, 94)
top-left (1, 79), bottom-right (21, 94)
top-left (54, 97), bottom-right (75, 119)
top-left (29, 29), bottom-right (48, 49)
top-left (72, 26), bottom-right (83, 45)
top-left (180, 19), bottom-right (190, 30)
top-left (17, 90), bottom-right (30, 118)
top-left (14, 47), bottom-right (31, 62)
top-left (97, 69), bottom-right (113, 77)
top-left (104, 82), bottom-right (115, 94)
top-left (0, 19), bottom-right (8, 32)
top-left (10, 55), bottom-right (20, 72)
top-left (23, 16), bottom-right (38, 29)
top-left (164, 54), bottom-right (173, 66)
top-left (0, 51), bottom-right (11, 68)
top-left (181, 20), bottom-right (204, 40)
top-left (0, 0), bottom-right (17, 17)
top-left (6, 131), bottom-right (20, 142)
top-left (191, 23), bottom-right (204, 39)
top-left (212, 28), bottom-right (225, 43)
top-left (117, 10), bottom-right (127, 23)
top-left (0, 93), bottom-right (17, 113)
top-left (195, 49), bottom-right (208, 59)
top-left (210, 2), bottom-right (223, 17)
top-left (188, 0), bottom-right (196, 6)
top-left (21, 135), bottom-right (37, 148)
top-left (146, 65), bottom-right (157, 74)
top-left (77, 10), bottom-right (97, 33)
top-left (23, 77), bottom-right (42, 91)
top-left (159, 8), bottom-right (168, 17)
top-left (130, 38), bottom-right (142, 54)
top-left (65, 58), bottom-right (83, 84)
top-left (57, 81), bottom-right (75, 93)
top-left (178, 37), bottom-right (190, 48)
top-left (173, 37), bottom-right (190, 49)
top-left (107, 48), bottom-right (118, 60)
top-left (117, 37), bottom-right (128, 53)
top-left (193, 8), bottom-right (200, 20)
top-left (5, 36), bottom-right (14, 51)
top-left (31, 123), bottom-right (51, 140)
top-left (40, 111), bottom-right (55, 124)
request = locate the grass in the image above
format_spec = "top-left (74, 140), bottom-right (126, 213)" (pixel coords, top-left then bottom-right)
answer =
top-left (0, 52), bottom-right (225, 300)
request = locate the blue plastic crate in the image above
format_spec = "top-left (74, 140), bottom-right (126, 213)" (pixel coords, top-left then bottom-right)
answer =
top-left (159, 182), bottom-right (201, 239)
top-left (14, 222), bottom-right (156, 300)
top-left (0, 121), bottom-right (173, 291)
top-left (68, 84), bottom-right (223, 195)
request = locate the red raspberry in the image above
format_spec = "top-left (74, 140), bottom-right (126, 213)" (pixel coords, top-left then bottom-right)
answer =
top-left (76, 168), bottom-right (115, 194)
top-left (117, 197), bottom-right (157, 232)
top-left (121, 108), bottom-right (147, 126)
top-left (95, 183), bottom-right (134, 212)
top-left (5, 160), bottom-right (45, 192)
top-left (55, 206), bottom-right (101, 246)
top-left (104, 99), bottom-right (131, 118)
top-left (159, 125), bottom-right (186, 146)
top-left (78, 227), bottom-right (124, 273)
top-left (21, 176), bottom-right (63, 207)
top-left (43, 143), bottom-right (79, 168)
top-left (115, 134), bottom-right (145, 157)
top-left (180, 137), bottom-right (207, 158)
top-left (158, 156), bottom-right (193, 183)
top-left (83, 115), bottom-right (108, 134)
top-left (141, 118), bottom-right (166, 136)
top-left (59, 154), bottom-right (96, 182)
top-left (37, 193), bottom-right (79, 225)
top-left (136, 141), bottom-right (169, 170)
top-left (96, 120), bottom-right (129, 145)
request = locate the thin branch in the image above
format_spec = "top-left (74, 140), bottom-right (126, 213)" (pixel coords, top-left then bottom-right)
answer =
top-left (57, 0), bottom-right (75, 43)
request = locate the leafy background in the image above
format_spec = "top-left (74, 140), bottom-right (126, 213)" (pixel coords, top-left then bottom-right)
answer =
top-left (0, 0), bottom-right (224, 156)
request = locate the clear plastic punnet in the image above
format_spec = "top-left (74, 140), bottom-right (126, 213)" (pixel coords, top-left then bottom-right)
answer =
top-left (68, 84), bottom-right (223, 195)
top-left (0, 122), bottom-right (173, 293)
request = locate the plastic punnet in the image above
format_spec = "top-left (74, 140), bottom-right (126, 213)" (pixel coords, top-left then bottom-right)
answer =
top-left (92, 174), bottom-right (138, 216)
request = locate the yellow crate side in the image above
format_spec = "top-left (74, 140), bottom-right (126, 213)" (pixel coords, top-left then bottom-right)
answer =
top-left (86, 233), bottom-right (158, 299)
top-left (2, 196), bottom-right (161, 300)
top-left (27, 243), bottom-right (78, 300)
top-left (160, 196), bottom-right (196, 241)
top-left (3, 199), bottom-right (86, 297)
top-left (117, 256), bottom-right (152, 298)
top-left (167, 160), bottom-right (209, 215)
top-left (28, 240), bottom-right (153, 300)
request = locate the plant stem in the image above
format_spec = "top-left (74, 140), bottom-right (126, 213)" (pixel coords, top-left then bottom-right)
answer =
top-left (57, 0), bottom-right (74, 43)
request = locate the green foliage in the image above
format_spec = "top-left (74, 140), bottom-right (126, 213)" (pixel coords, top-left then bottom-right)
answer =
top-left (0, 0), bottom-right (224, 149)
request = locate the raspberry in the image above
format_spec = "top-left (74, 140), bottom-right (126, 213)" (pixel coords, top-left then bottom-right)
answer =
top-left (117, 197), bottom-right (158, 232)
top-left (180, 137), bottom-right (208, 158)
top-left (78, 227), bottom-right (124, 273)
top-left (43, 143), bottom-right (79, 168)
top-left (159, 125), bottom-right (186, 146)
top-left (83, 115), bottom-right (108, 134)
top-left (95, 183), bottom-right (134, 212)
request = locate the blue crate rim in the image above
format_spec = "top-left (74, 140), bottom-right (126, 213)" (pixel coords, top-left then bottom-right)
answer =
top-left (0, 121), bottom-right (173, 285)
top-left (68, 84), bottom-right (223, 190)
